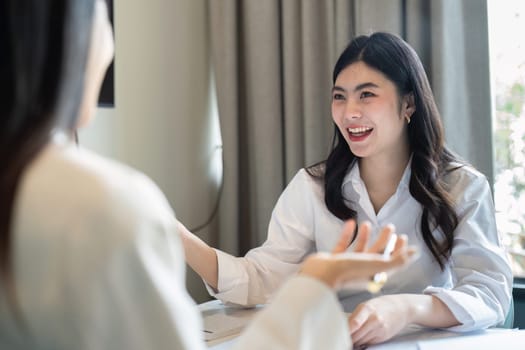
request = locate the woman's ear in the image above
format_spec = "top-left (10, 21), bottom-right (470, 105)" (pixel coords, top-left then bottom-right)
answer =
top-left (404, 93), bottom-right (416, 118)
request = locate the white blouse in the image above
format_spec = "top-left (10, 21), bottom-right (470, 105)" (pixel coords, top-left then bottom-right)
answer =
top-left (209, 161), bottom-right (513, 332)
top-left (0, 142), bottom-right (350, 350)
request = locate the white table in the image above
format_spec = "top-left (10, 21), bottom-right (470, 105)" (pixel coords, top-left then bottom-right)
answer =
top-left (199, 299), bottom-right (261, 349)
top-left (200, 299), bottom-right (525, 349)
top-left (366, 325), bottom-right (525, 349)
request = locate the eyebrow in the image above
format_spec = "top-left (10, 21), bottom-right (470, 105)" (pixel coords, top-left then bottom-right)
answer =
top-left (332, 82), bottom-right (380, 93)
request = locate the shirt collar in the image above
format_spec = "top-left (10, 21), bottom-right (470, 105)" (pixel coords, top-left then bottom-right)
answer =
top-left (342, 155), bottom-right (413, 190)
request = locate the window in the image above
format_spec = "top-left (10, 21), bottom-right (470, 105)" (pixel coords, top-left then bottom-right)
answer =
top-left (488, 0), bottom-right (525, 278)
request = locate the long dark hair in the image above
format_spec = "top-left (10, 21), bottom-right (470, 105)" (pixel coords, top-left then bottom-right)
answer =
top-left (308, 32), bottom-right (460, 269)
top-left (0, 0), bottom-right (94, 308)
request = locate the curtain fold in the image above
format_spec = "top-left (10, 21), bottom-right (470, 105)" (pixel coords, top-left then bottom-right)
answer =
top-left (427, 0), bottom-right (493, 185)
top-left (208, 0), bottom-right (352, 254)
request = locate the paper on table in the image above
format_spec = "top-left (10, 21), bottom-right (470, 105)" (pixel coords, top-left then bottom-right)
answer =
top-left (367, 325), bottom-right (525, 350)
top-left (416, 329), bottom-right (525, 350)
top-left (200, 300), bottom-right (262, 342)
top-left (203, 313), bottom-right (252, 341)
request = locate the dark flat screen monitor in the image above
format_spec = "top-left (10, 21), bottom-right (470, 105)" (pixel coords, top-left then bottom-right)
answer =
top-left (98, 0), bottom-right (114, 107)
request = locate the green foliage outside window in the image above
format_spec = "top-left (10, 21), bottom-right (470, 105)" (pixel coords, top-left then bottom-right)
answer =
top-left (494, 81), bottom-right (525, 277)
top-left (489, 0), bottom-right (525, 277)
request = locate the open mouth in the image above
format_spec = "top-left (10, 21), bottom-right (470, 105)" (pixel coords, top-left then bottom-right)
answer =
top-left (348, 126), bottom-right (373, 136)
top-left (347, 126), bottom-right (373, 141)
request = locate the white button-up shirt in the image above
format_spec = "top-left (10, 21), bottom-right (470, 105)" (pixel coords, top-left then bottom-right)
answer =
top-left (210, 162), bottom-right (513, 332)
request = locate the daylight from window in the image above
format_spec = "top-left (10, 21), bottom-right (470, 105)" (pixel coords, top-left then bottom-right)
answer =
top-left (488, 0), bottom-right (525, 277)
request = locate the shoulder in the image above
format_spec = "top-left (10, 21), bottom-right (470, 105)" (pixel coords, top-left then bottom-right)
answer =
top-left (272, 168), bottom-right (325, 217)
top-left (444, 163), bottom-right (491, 204)
top-left (18, 143), bottom-right (175, 242)
top-left (285, 168), bottom-right (324, 197)
top-left (445, 162), bottom-right (488, 186)
top-left (12, 145), bottom-right (187, 347)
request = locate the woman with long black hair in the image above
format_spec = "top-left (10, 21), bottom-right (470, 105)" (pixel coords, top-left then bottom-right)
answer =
top-left (182, 32), bottom-right (512, 346)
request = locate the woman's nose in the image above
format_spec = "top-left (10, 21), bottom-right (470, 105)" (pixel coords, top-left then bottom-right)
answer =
top-left (344, 100), bottom-right (361, 120)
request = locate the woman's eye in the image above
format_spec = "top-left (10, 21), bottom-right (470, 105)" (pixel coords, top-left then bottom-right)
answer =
top-left (360, 91), bottom-right (375, 99)
top-left (333, 93), bottom-right (345, 100)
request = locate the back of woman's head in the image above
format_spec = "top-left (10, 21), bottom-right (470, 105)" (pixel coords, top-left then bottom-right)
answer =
top-left (1, 0), bottom-right (95, 139)
top-left (0, 0), bottom-right (95, 307)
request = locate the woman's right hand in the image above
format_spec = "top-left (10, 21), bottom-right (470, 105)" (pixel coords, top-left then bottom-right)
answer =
top-left (299, 220), bottom-right (416, 290)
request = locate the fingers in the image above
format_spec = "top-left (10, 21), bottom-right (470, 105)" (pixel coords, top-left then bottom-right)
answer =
top-left (352, 221), bottom-right (371, 252)
top-left (351, 319), bottom-right (377, 346)
top-left (348, 305), bottom-right (367, 334)
top-left (348, 304), bottom-right (376, 344)
top-left (349, 246), bottom-right (417, 277)
top-left (348, 246), bottom-right (416, 285)
top-left (368, 224), bottom-right (395, 253)
top-left (371, 245), bottom-right (417, 271)
top-left (390, 246), bottom-right (418, 267)
top-left (332, 220), bottom-right (357, 254)
top-left (388, 234), bottom-right (418, 267)
top-left (347, 296), bottom-right (409, 347)
top-left (338, 257), bottom-right (396, 281)
top-left (328, 222), bottom-right (417, 290)
top-left (392, 233), bottom-right (408, 253)
top-left (348, 301), bottom-right (393, 347)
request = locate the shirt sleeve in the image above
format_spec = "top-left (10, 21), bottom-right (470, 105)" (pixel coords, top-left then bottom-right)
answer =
top-left (65, 199), bottom-right (346, 350)
top-left (232, 275), bottom-right (352, 350)
top-left (423, 170), bottom-right (513, 331)
top-left (64, 214), bottom-right (207, 350)
top-left (93, 227), bottom-right (351, 350)
top-left (205, 170), bottom-right (318, 306)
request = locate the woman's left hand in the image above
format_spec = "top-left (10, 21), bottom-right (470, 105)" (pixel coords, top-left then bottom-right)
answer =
top-left (299, 220), bottom-right (417, 290)
top-left (348, 294), bottom-right (414, 346)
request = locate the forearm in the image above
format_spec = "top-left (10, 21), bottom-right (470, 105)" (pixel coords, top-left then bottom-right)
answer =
top-left (177, 222), bottom-right (218, 290)
top-left (405, 294), bottom-right (460, 328)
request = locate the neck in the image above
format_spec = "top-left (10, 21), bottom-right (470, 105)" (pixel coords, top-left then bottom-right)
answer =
top-left (359, 148), bottom-right (410, 194)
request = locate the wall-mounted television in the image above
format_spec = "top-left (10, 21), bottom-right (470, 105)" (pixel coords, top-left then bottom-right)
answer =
top-left (98, 0), bottom-right (114, 107)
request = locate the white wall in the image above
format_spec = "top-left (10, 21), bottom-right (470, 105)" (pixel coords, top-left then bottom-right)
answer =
top-left (80, 0), bottom-right (219, 303)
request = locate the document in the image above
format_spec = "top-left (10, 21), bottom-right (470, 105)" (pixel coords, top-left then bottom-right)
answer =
top-left (368, 325), bottom-right (525, 350)
top-left (199, 300), bottom-right (262, 343)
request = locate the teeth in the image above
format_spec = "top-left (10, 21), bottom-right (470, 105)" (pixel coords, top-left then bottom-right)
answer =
top-left (348, 127), bottom-right (372, 133)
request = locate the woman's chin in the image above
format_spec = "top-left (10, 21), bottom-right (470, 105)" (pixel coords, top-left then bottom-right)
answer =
top-left (348, 145), bottom-right (369, 159)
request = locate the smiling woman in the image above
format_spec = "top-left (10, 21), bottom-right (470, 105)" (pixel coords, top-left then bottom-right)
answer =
top-left (330, 61), bottom-right (413, 191)
top-left (180, 32), bottom-right (513, 347)
top-left (0, 2), bottom-right (421, 349)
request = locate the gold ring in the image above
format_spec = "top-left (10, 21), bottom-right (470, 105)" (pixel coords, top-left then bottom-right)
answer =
top-left (367, 272), bottom-right (388, 294)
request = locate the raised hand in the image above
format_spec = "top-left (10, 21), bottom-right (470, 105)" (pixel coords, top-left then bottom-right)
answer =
top-left (299, 220), bottom-right (416, 290)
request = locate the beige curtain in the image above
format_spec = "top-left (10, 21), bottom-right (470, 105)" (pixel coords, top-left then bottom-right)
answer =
top-left (208, 0), bottom-right (353, 254)
top-left (207, 0), bottom-right (492, 256)
top-left (425, 0), bottom-right (493, 185)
